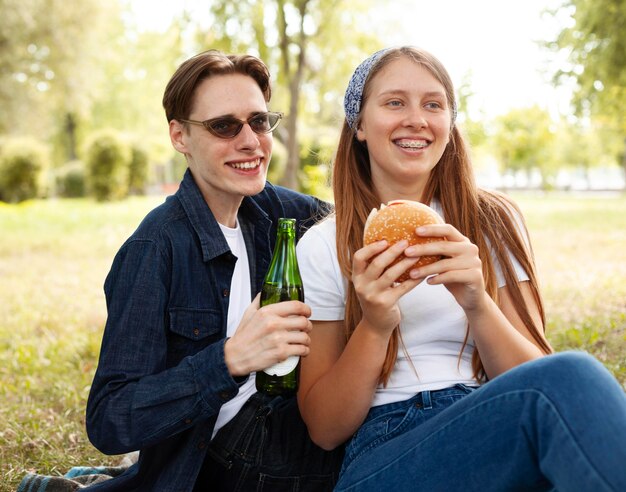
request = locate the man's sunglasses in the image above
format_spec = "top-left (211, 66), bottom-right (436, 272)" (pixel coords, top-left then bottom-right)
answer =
top-left (180, 111), bottom-right (283, 139)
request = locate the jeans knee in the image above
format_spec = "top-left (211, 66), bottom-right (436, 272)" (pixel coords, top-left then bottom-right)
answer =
top-left (549, 350), bottom-right (597, 367)
top-left (549, 350), bottom-right (603, 373)
top-left (531, 351), bottom-right (611, 393)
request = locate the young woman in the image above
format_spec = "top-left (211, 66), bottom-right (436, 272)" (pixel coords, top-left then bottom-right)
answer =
top-left (296, 46), bottom-right (626, 491)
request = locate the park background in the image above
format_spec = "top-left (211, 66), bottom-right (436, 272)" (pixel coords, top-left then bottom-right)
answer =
top-left (1, 0), bottom-right (625, 489)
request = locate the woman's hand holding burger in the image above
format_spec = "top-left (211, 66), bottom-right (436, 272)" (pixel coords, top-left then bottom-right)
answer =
top-left (352, 200), bottom-right (438, 335)
top-left (359, 199), bottom-right (487, 314)
top-left (404, 222), bottom-right (486, 313)
top-left (351, 238), bottom-right (421, 336)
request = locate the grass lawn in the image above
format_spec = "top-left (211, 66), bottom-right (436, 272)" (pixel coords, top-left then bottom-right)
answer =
top-left (513, 192), bottom-right (626, 383)
top-left (1, 191), bottom-right (625, 490)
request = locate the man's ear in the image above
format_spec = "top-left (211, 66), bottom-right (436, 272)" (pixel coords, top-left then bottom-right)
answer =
top-left (169, 120), bottom-right (188, 154)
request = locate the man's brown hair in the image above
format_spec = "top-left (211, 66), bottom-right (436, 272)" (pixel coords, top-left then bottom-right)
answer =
top-left (162, 50), bottom-right (272, 122)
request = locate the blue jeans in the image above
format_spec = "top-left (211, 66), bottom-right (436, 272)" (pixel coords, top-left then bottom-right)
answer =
top-left (335, 352), bottom-right (626, 491)
top-left (195, 392), bottom-right (344, 491)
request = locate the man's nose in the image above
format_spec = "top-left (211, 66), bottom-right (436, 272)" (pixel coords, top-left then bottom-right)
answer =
top-left (235, 122), bottom-right (261, 150)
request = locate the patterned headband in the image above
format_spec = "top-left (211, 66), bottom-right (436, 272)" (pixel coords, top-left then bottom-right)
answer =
top-left (343, 48), bottom-right (392, 131)
top-left (343, 47), bottom-right (458, 131)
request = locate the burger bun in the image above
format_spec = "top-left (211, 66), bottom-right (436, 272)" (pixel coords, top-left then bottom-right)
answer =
top-left (363, 200), bottom-right (444, 282)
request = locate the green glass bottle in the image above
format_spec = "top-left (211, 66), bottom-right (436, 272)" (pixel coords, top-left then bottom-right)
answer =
top-left (255, 218), bottom-right (304, 396)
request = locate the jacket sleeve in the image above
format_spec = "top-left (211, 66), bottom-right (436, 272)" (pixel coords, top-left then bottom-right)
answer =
top-left (86, 239), bottom-right (242, 455)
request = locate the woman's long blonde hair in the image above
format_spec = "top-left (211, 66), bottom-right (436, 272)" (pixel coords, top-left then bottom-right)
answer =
top-left (333, 47), bottom-right (552, 385)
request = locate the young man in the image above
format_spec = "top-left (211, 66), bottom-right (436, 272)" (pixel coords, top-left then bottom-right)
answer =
top-left (86, 50), bottom-right (342, 491)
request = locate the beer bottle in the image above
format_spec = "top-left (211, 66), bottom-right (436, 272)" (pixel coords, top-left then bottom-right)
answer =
top-left (255, 218), bottom-right (304, 396)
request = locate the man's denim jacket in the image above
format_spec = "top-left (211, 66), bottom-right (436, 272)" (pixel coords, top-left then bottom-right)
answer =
top-left (85, 169), bottom-right (329, 491)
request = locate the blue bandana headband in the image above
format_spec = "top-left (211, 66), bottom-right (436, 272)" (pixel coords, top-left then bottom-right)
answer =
top-left (343, 47), bottom-right (457, 131)
top-left (344, 48), bottom-right (391, 131)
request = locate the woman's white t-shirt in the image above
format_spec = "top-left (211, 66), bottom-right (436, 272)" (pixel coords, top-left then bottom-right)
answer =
top-left (296, 204), bottom-right (529, 408)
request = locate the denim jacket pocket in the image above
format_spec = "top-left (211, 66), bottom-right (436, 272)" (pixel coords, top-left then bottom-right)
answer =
top-left (167, 308), bottom-right (223, 365)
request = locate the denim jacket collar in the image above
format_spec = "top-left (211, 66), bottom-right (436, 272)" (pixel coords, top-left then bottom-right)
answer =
top-left (175, 169), bottom-right (271, 263)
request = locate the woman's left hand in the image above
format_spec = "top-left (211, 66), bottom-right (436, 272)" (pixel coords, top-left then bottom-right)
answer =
top-left (404, 224), bottom-right (486, 312)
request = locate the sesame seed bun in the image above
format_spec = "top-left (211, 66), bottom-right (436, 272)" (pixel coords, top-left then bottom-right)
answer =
top-left (363, 200), bottom-right (444, 282)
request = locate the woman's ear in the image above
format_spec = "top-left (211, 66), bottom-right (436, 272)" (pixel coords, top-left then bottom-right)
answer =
top-left (169, 120), bottom-right (188, 154)
top-left (356, 123), bottom-right (366, 143)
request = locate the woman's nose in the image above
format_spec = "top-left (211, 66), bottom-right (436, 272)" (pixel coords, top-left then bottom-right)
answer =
top-left (404, 106), bottom-right (428, 129)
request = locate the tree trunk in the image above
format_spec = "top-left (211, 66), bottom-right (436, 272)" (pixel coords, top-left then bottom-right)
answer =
top-left (65, 112), bottom-right (77, 162)
top-left (622, 137), bottom-right (626, 190)
top-left (282, 80), bottom-right (300, 190)
top-left (277, 0), bottom-right (310, 192)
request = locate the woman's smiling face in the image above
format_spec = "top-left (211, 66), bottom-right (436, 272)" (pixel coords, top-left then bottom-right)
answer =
top-left (356, 56), bottom-right (452, 201)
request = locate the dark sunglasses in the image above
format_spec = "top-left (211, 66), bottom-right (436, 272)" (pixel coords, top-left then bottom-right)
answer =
top-left (180, 111), bottom-right (283, 139)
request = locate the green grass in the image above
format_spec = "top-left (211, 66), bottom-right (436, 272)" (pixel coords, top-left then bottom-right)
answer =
top-left (513, 192), bottom-right (626, 384)
top-left (1, 192), bottom-right (625, 490)
top-left (0, 196), bottom-right (164, 490)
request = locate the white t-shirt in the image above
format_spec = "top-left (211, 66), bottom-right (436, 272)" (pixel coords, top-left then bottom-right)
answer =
top-left (212, 220), bottom-right (256, 438)
top-left (296, 202), bottom-right (529, 408)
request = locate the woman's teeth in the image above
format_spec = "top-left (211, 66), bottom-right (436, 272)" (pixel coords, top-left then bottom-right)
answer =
top-left (396, 139), bottom-right (428, 149)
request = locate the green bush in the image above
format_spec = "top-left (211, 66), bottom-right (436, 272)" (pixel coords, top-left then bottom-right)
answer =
top-left (0, 137), bottom-right (49, 203)
top-left (56, 160), bottom-right (86, 198)
top-left (84, 130), bottom-right (130, 201)
top-left (128, 143), bottom-right (149, 195)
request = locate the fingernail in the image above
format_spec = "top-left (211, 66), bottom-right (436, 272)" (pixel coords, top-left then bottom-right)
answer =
top-left (416, 227), bottom-right (426, 234)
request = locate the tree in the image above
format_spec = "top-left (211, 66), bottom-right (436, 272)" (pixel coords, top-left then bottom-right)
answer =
top-left (0, 0), bottom-right (45, 134)
top-left (549, 0), bottom-right (626, 185)
top-left (86, 17), bottom-right (188, 165)
top-left (1, 1), bottom-right (102, 135)
top-left (492, 107), bottom-right (557, 188)
top-left (0, 0), bottom-right (125, 167)
top-left (201, 0), bottom-right (381, 190)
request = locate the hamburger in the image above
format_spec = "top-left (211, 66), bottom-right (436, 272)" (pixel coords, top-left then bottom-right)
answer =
top-left (363, 200), bottom-right (445, 282)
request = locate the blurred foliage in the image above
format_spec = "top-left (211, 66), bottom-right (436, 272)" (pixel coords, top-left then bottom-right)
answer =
top-left (492, 106), bottom-right (558, 187)
top-left (84, 130), bottom-right (130, 201)
top-left (128, 143), bottom-right (149, 195)
top-left (456, 71), bottom-right (488, 150)
top-left (0, 136), bottom-right (50, 202)
top-left (0, 0), bottom-right (625, 201)
top-left (55, 160), bottom-right (86, 198)
top-left (300, 164), bottom-right (332, 202)
top-left (548, 0), bottom-right (626, 177)
top-left (0, 0), bottom-right (123, 157)
top-left (299, 129), bottom-right (336, 169)
top-left (267, 139), bottom-right (287, 184)
top-left (0, 0), bottom-right (184, 196)
top-left (550, 0), bottom-right (626, 130)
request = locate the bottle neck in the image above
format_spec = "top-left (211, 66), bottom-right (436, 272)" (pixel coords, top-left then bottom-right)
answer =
top-left (265, 219), bottom-right (300, 285)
